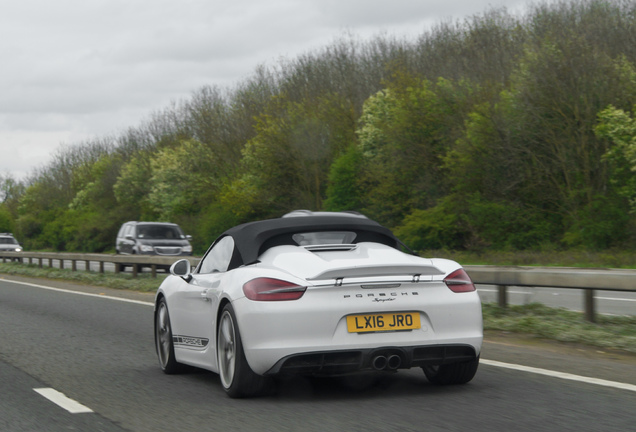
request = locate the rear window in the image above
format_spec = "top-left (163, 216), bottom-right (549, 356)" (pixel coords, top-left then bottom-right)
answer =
top-left (292, 231), bottom-right (357, 246)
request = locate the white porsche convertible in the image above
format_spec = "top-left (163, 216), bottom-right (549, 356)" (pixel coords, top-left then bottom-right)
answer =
top-left (154, 211), bottom-right (482, 397)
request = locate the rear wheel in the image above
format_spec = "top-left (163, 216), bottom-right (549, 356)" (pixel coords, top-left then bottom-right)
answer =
top-left (155, 298), bottom-right (181, 374)
top-left (422, 357), bottom-right (479, 385)
top-left (217, 304), bottom-right (270, 398)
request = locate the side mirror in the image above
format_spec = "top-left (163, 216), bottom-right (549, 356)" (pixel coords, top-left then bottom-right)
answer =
top-left (186, 235), bottom-right (193, 241)
top-left (170, 259), bottom-right (192, 281)
top-left (125, 234), bottom-right (134, 240)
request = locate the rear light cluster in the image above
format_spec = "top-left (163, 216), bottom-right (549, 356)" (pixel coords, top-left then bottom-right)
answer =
top-left (443, 269), bottom-right (476, 293)
top-left (243, 278), bottom-right (307, 301)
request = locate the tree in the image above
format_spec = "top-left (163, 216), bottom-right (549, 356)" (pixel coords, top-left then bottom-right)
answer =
top-left (0, 174), bottom-right (25, 233)
top-left (63, 153), bottom-right (125, 251)
top-left (323, 144), bottom-right (365, 212)
top-left (354, 75), bottom-right (475, 227)
top-left (113, 150), bottom-right (155, 221)
top-left (221, 93), bottom-right (356, 220)
top-left (147, 139), bottom-right (220, 220)
top-left (596, 105), bottom-right (636, 212)
top-left (444, 34), bottom-right (636, 248)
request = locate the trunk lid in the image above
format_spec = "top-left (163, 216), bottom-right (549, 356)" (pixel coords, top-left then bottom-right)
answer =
top-left (259, 242), bottom-right (450, 283)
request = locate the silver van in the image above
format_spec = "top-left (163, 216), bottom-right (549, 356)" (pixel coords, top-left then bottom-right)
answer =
top-left (116, 222), bottom-right (192, 256)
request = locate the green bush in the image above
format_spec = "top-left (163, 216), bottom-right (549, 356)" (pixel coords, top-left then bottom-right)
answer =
top-left (0, 207), bottom-right (14, 233)
top-left (394, 199), bottom-right (469, 251)
top-left (323, 145), bottom-right (364, 212)
top-left (467, 198), bottom-right (557, 250)
top-left (191, 203), bottom-right (242, 254)
top-left (562, 195), bottom-right (631, 250)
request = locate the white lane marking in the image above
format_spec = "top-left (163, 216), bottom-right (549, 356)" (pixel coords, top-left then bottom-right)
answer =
top-left (597, 296), bottom-right (636, 302)
top-left (482, 359), bottom-right (636, 393)
top-left (34, 388), bottom-right (93, 414)
top-left (478, 288), bottom-right (535, 295)
top-left (1, 278), bottom-right (154, 306)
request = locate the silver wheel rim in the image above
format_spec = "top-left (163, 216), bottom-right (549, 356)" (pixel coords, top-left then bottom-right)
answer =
top-left (156, 302), bottom-right (171, 368)
top-left (218, 311), bottom-right (236, 388)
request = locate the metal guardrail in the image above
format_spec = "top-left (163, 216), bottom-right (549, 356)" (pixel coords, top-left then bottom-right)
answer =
top-left (0, 251), bottom-right (200, 278)
top-left (1, 252), bottom-right (633, 322)
top-left (465, 265), bottom-right (636, 322)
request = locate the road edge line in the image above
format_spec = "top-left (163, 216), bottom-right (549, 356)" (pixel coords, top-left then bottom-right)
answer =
top-left (482, 358), bottom-right (636, 392)
top-left (1, 278), bottom-right (154, 306)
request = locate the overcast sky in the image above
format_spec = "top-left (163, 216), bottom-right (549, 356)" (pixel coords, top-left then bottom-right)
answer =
top-left (0, 0), bottom-right (527, 181)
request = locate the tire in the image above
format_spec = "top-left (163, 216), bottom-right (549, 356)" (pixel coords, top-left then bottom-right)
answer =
top-left (422, 356), bottom-right (480, 385)
top-left (155, 298), bottom-right (181, 374)
top-left (217, 304), bottom-right (270, 398)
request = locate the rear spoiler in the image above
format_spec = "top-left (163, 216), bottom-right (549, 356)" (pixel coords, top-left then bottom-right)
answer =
top-left (307, 264), bottom-right (444, 281)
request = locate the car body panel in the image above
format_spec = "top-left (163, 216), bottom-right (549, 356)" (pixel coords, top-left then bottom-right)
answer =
top-left (163, 274), bottom-right (223, 369)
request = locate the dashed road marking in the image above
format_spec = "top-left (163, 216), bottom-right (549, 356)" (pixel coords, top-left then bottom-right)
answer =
top-left (34, 388), bottom-right (93, 414)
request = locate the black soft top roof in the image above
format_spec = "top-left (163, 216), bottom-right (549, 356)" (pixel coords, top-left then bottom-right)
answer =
top-left (219, 215), bottom-right (400, 268)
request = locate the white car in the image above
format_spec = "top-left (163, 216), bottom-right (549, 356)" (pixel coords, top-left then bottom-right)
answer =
top-left (154, 211), bottom-right (483, 397)
top-left (0, 233), bottom-right (22, 252)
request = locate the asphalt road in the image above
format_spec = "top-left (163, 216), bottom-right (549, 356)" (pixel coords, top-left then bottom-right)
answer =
top-left (1, 275), bottom-right (635, 432)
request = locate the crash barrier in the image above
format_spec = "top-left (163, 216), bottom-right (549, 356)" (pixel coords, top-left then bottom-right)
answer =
top-left (0, 251), bottom-right (201, 279)
top-left (0, 252), bottom-right (632, 322)
top-left (465, 266), bottom-right (636, 322)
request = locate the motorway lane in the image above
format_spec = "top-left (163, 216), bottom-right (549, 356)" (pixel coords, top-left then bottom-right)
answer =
top-left (1, 276), bottom-right (635, 432)
top-left (0, 359), bottom-right (125, 431)
top-left (0, 278), bottom-right (158, 431)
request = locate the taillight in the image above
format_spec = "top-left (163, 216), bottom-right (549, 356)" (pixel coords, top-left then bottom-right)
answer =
top-left (443, 269), bottom-right (476, 293)
top-left (243, 278), bottom-right (307, 301)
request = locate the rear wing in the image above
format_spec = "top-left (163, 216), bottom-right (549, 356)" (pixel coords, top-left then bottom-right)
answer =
top-left (307, 264), bottom-right (445, 281)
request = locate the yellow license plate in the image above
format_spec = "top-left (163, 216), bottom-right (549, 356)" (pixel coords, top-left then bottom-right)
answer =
top-left (346, 312), bottom-right (420, 333)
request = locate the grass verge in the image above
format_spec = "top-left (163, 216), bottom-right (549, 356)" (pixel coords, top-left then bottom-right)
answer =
top-left (0, 261), bottom-right (165, 292)
top-left (1, 261), bottom-right (635, 354)
top-left (483, 302), bottom-right (636, 354)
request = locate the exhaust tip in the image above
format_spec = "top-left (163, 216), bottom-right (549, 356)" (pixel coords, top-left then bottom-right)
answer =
top-left (372, 355), bottom-right (388, 370)
top-left (387, 354), bottom-right (402, 370)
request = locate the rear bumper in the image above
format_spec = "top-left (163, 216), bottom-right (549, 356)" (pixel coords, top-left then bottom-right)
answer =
top-left (234, 282), bottom-right (483, 375)
top-left (265, 344), bottom-right (478, 376)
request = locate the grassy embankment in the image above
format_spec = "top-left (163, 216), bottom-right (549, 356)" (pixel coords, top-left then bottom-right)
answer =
top-left (1, 252), bottom-right (635, 354)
